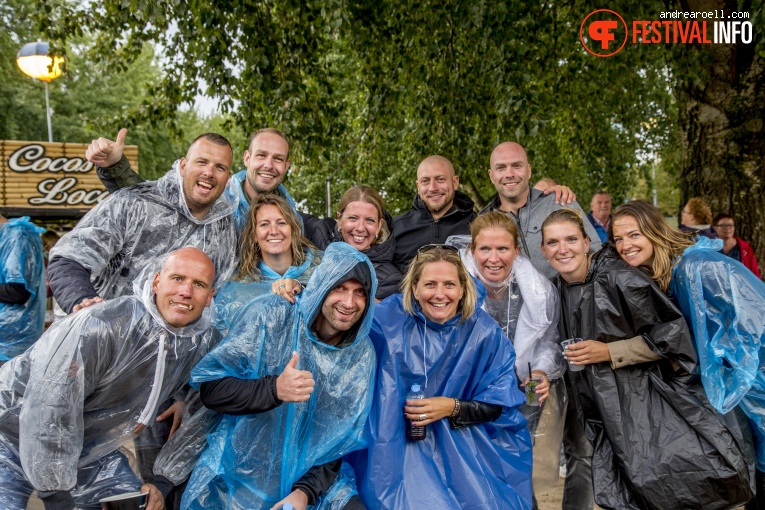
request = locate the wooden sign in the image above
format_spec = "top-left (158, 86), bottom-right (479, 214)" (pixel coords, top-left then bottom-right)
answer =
top-left (0, 140), bottom-right (138, 216)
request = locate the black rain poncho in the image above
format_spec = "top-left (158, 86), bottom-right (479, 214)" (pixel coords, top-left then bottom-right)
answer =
top-left (553, 246), bottom-right (754, 510)
top-left (50, 162), bottom-right (238, 298)
top-left (0, 269), bottom-right (220, 502)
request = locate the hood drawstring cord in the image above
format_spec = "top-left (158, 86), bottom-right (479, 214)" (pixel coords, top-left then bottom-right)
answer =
top-left (137, 333), bottom-right (168, 426)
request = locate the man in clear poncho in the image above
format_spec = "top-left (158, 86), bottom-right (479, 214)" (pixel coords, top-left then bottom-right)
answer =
top-left (178, 243), bottom-right (377, 510)
top-left (0, 215), bottom-right (46, 361)
top-left (49, 132), bottom-right (238, 315)
top-left (0, 248), bottom-right (221, 510)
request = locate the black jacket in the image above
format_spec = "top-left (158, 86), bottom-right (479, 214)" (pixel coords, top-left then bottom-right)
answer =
top-left (392, 191), bottom-right (476, 273)
top-left (303, 211), bottom-right (403, 300)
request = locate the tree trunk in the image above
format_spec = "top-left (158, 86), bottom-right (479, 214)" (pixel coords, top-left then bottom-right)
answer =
top-left (678, 0), bottom-right (765, 271)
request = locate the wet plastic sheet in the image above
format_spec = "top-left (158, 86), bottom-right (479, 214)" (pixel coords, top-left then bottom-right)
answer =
top-left (671, 237), bottom-right (765, 470)
top-left (523, 377), bottom-right (567, 492)
top-left (555, 246), bottom-right (754, 510)
top-left (0, 270), bottom-right (219, 504)
top-left (214, 249), bottom-right (320, 335)
top-left (0, 217), bottom-right (45, 360)
top-left (182, 243), bottom-right (377, 509)
top-left (50, 163), bottom-right (238, 295)
top-left (349, 294), bottom-right (533, 510)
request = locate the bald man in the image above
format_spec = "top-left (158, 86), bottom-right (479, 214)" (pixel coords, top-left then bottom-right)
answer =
top-left (480, 141), bottom-right (601, 278)
top-left (392, 155), bottom-right (476, 271)
top-left (0, 248), bottom-right (221, 510)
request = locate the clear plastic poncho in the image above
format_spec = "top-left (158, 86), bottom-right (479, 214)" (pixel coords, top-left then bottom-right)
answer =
top-left (50, 162), bottom-right (238, 295)
top-left (227, 171), bottom-right (302, 232)
top-left (0, 217), bottom-right (45, 360)
top-left (214, 248), bottom-right (321, 335)
top-left (348, 294), bottom-right (533, 509)
top-left (183, 242), bottom-right (378, 510)
top-left (0, 267), bottom-right (220, 497)
top-left (671, 236), bottom-right (765, 470)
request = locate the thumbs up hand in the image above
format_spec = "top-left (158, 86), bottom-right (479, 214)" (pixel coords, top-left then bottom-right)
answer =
top-left (85, 128), bottom-right (128, 168)
top-left (276, 352), bottom-right (315, 403)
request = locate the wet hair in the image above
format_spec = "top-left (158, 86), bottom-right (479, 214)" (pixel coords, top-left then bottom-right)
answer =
top-left (401, 246), bottom-right (476, 322)
top-left (248, 128), bottom-right (290, 156)
top-left (713, 212), bottom-right (735, 226)
top-left (336, 185), bottom-right (390, 244)
top-left (189, 133), bottom-right (232, 155)
top-left (235, 194), bottom-right (315, 281)
top-left (540, 208), bottom-right (589, 242)
top-left (684, 197), bottom-right (713, 225)
top-left (469, 212), bottom-right (519, 252)
top-left (612, 200), bottom-right (695, 292)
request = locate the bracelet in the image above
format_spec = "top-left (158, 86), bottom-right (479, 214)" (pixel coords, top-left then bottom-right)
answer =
top-left (451, 398), bottom-right (461, 418)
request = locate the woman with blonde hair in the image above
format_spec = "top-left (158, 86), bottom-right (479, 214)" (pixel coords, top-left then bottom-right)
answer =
top-left (542, 207), bottom-right (753, 509)
top-left (612, 199), bottom-right (765, 507)
top-left (348, 244), bottom-right (533, 509)
top-left (215, 194), bottom-right (320, 334)
top-left (303, 185), bottom-right (402, 300)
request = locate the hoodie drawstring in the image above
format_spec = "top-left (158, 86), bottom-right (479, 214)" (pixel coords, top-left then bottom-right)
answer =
top-left (137, 333), bottom-right (168, 426)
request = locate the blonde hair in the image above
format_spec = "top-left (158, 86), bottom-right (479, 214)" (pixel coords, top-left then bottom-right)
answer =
top-left (236, 194), bottom-right (315, 281)
top-left (401, 246), bottom-right (476, 322)
top-left (684, 197), bottom-right (713, 225)
top-left (541, 208), bottom-right (589, 241)
top-left (612, 200), bottom-right (695, 292)
top-left (336, 185), bottom-right (390, 244)
top-left (470, 212), bottom-right (519, 251)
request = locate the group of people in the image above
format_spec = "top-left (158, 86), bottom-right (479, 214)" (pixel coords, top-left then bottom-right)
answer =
top-left (0, 125), bottom-right (763, 510)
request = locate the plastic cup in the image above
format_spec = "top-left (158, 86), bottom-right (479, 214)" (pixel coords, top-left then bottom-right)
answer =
top-left (561, 338), bottom-right (585, 372)
top-left (525, 378), bottom-right (542, 406)
top-left (100, 491), bottom-right (149, 510)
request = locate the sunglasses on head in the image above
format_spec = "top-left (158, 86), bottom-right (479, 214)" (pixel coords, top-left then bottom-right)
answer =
top-left (417, 244), bottom-right (459, 256)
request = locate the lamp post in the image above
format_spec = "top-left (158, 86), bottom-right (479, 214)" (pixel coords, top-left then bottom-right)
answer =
top-left (16, 42), bottom-right (65, 143)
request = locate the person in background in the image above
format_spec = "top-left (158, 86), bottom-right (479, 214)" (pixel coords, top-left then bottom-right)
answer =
top-left (612, 200), bottom-right (765, 508)
top-left (532, 177), bottom-right (558, 191)
top-left (586, 191), bottom-right (612, 243)
top-left (303, 185), bottom-right (402, 300)
top-left (348, 245), bottom-right (533, 509)
top-left (543, 208), bottom-right (754, 510)
top-left (713, 212), bottom-right (761, 278)
top-left (680, 197), bottom-right (718, 239)
top-left (0, 248), bottom-right (219, 510)
top-left (0, 215), bottom-right (45, 364)
top-left (215, 194), bottom-right (320, 335)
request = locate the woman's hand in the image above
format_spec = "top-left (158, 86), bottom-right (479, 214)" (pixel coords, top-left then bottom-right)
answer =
top-left (521, 370), bottom-right (550, 403)
top-left (271, 278), bottom-right (302, 304)
top-left (563, 340), bottom-right (611, 366)
top-left (404, 396), bottom-right (456, 426)
top-left (269, 489), bottom-right (308, 510)
top-left (140, 483), bottom-right (165, 510)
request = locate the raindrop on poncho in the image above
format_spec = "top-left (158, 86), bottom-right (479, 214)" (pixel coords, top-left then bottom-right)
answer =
top-left (671, 236), bottom-right (765, 470)
top-left (0, 217), bottom-right (45, 360)
top-left (183, 243), bottom-right (378, 509)
top-left (0, 265), bottom-right (220, 503)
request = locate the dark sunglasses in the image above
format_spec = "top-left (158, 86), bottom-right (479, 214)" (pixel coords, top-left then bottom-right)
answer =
top-left (417, 244), bottom-right (460, 256)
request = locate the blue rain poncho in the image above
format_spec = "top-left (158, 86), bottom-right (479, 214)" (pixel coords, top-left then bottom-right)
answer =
top-left (671, 236), bottom-right (765, 470)
top-left (349, 295), bottom-right (533, 509)
top-left (214, 248), bottom-right (321, 335)
top-left (0, 217), bottom-right (45, 360)
top-left (227, 171), bottom-right (302, 232)
top-left (183, 242), bottom-right (377, 509)
top-left (0, 268), bottom-right (220, 503)
top-left (50, 162), bottom-right (238, 297)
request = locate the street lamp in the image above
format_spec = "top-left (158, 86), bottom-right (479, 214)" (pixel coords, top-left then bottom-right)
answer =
top-left (16, 42), bottom-right (65, 143)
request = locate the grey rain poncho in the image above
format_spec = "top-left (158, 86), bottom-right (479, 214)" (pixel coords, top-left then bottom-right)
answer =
top-left (0, 268), bottom-right (221, 501)
top-left (50, 161), bottom-right (238, 300)
top-left (448, 235), bottom-right (564, 380)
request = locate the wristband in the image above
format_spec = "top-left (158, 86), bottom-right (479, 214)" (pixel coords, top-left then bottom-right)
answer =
top-left (451, 398), bottom-right (461, 418)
